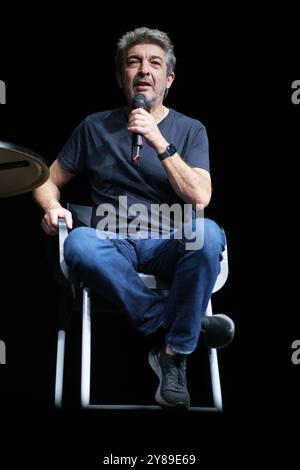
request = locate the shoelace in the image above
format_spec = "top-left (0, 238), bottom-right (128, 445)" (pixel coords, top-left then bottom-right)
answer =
top-left (164, 355), bottom-right (186, 389)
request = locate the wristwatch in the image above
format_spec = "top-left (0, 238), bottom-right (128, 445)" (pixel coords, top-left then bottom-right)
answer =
top-left (157, 143), bottom-right (177, 161)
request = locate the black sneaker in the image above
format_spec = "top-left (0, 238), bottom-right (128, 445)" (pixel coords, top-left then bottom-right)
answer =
top-left (201, 314), bottom-right (235, 348)
top-left (148, 347), bottom-right (190, 409)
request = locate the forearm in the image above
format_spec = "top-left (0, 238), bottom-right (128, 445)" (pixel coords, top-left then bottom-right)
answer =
top-left (33, 179), bottom-right (62, 213)
top-left (129, 110), bottom-right (211, 206)
top-left (152, 135), bottom-right (211, 207)
top-left (161, 154), bottom-right (211, 207)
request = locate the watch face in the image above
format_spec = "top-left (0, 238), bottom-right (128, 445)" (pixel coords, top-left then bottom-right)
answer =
top-left (167, 144), bottom-right (176, 156)
top-left (158, 143), bottom-right (177, 160)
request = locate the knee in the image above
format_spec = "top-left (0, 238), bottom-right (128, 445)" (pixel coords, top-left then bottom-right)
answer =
top-left (64, 227), bottom-right (116, 267)
top-left (183, 219), bottom-right (225, 260)
top-left (203, 219), bottom-right (225, 254)
top-left (64, 227), bottom-right (96, 264)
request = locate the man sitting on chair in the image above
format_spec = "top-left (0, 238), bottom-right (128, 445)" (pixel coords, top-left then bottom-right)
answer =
top-left (33, 27), bottom-right (234, 410)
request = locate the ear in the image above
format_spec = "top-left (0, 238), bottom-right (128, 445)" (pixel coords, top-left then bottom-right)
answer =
top-left (166, 72), bottom-right (175, 90)
top-left (116, 71), bottom-right (123, 89)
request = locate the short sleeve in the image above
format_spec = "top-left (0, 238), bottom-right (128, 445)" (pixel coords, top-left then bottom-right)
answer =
top-left (57, 119), bottom-right (88, 174)
top-left (183, 124), bottom-right (209, 172)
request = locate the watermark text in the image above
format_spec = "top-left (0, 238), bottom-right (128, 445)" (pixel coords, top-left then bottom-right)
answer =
top-left (291, 340), bottom-right (300, 365)
top-left (95, 196), bottom-right (205, 250)
top-left (291, 80), bottom-right (300, 105)
top-left (0, 339), bottom-right (6, 365)
top-left (0, 80), bottom-right (6, 104)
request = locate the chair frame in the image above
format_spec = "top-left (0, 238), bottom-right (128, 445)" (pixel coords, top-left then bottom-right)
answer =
top-left (54, 204), bottom-right (229, 412)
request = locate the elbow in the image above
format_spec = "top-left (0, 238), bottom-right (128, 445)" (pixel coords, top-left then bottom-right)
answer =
top-left (203, 191), bottom-right (212, 208)
top-left (193, 188), bottom-right (212, 209)
top-left (191, 173), bottom-right (212, 208)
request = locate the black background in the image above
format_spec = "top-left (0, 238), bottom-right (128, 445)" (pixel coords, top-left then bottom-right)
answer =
top-left (0, 8), bottom-right (299, 458)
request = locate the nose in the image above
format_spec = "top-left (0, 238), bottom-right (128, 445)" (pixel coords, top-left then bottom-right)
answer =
top-left (138, 60), bottom-right (150, 76)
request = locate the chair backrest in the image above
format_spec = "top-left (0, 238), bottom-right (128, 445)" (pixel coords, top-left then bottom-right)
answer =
top-left (212, 244), bottom-right (228, 293)
top-left (67, 203), bottom-right (93, 228)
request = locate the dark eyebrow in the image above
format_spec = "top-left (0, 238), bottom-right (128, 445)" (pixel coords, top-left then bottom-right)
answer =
top-left (149, 55), bottom-right (163, 61)
top-left (127, 54), bottom-right (163, 61)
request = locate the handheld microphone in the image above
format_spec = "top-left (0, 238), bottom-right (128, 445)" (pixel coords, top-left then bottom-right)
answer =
top-left (131, 93), bottom-right (147, 162)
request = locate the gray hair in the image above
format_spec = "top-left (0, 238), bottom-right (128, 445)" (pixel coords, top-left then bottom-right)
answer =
top-left (115, 27), bottom-right (176, 75)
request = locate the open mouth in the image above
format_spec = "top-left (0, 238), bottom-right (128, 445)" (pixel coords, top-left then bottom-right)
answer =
top-left (134, 81), bottom-right (151, 89)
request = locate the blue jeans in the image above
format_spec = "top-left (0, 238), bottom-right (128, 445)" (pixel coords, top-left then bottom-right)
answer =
top-left (64, 219), bottom-right (226, 354)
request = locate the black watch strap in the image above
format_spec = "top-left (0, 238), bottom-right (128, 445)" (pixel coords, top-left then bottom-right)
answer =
top-left (157, 143), bottom-right (177, 161)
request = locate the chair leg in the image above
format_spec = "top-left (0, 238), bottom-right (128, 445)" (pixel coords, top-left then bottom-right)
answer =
top-left (78, 291), bottom-right (223, 411)
top-left (208, 348), bottom-right (223, 411)
top-left (206, 300), bottom-right (223, 411)
top-left (54, 282), bottom-right (74, 407)
top-left (81, 287), bottom-right (91, 408)
top-left (54, 330), bottom-right (66, 408)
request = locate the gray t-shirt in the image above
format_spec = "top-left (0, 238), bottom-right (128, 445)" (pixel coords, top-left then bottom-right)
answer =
top-left (58, 107), bottom-right (209, 230)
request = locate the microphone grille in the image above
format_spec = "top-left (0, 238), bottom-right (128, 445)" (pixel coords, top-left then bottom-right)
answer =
top-left (132, 93), bottom-right (147, 110)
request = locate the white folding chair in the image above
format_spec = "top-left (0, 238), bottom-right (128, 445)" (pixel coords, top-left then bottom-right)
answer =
top-left (55, 204), bottom-right (229, 411)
